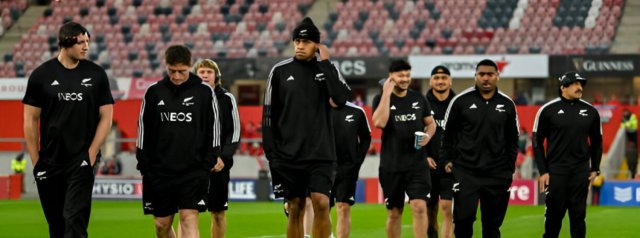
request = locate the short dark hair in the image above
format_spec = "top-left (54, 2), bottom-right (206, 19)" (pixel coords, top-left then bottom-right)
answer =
top-left (388, 59), bottom-right (411, 73)
top-left (58, 22), bottom-right (89, 48)
top-left (475, 59), bottom-right (498, 71)
top-left (164, 45), bottom-right (192, 66)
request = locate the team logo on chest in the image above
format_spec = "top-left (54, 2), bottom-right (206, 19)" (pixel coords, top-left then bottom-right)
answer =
top-left (314, 73), bottom-right (325, 81)
top-left (81, 78), bottom-right (92, 87)
top-left (345, 115), bottom-right (354, 122)
top-left (495, 104), bottom-right (505, 112)
top-left (579, 109), bottom-right (588, 116)
top-left (412, 102), bottom-right (420, 109)
top-left (182, 96), bottom-right (195, 106)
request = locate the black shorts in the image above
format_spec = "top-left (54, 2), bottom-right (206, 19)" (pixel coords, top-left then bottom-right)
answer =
top-left (269, 160), bottom-right (335, 199)
top-left (330, 177), bottom-right (358, 206)
top-left (142, 170), bottom-right (209, 217)
top-left (207, 168), bottom-right (230, 212)
top-left (427, 173), bottom-right (454, 207)
top-left (379, 168), bottom-right (431, 209)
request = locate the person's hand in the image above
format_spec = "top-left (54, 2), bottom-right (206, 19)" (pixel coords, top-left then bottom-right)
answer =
top-left (318, 44), bottom-right (330, 60)
top-left (444, 162), bottom-right (453, 173)
top-left (427, 157), bottom-right (437, 170)
top-left (382, 77), bottom-right (395, 95)
top-left (211, 157), bottom-right (225, 172)
top-left (588, 171), bottom-right (597, 182)
top-left (539, 173), bottom-right (550, 193)
top-left (88, 148), bottom-right (98, 166)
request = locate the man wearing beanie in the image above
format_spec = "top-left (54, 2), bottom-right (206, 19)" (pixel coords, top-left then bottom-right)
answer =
top-left (372, 59), bottom-right (437, 238)
top-left (440, 59), bottom-right (519, 238)
top-left (425, 65), bottom-right (455, 238)
top-left (533, 72), bottom-right (602, 238)
top-left (262, 17), bottom-right (351, 238)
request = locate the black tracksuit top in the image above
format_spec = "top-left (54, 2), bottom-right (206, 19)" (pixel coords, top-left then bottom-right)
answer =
top-left (440, 86), bottom-right (519, 179)
top-left (425, 89), bottom-right (456, 175)
top-left (215, 86), bottom-right (241, 168)
top-left (532, 97), bottom-right (603, 175)
top-left (262, 57), bottom-right (351, 162)
top-left (22, 58), bottom-right (114, 166)
top-left (332, 102), bottom-right (371, 178)
top-left (136, 74), bottom-right (220, 176)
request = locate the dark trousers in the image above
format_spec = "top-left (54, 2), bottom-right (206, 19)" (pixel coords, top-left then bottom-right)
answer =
top-left (626, 140), bottom-right (638, 178)
top-left (34, 158), bottom-right (95, 238)
top-left (453, 174), bottom-right (511, 238)
top-left (543, 172), bottom-right (589, 238)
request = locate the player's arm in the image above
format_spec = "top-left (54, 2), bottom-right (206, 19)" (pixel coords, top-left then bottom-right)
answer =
top-left (209, 90), bottom-right (222, 171)
top-left (23, 105), bottom-right (41, 165)
top-left (419, 98), bottom-right (436, 146)
top-left (440, 99), bottom-right (459, 173)
top-left (505, 104), bottom-right (520, 172)
top-left (372, 78), bottom-right (395, 128)
top-left (88, 104), bottom-right (113, 166)
top-left (262, 66), bottom-right (279, 160)
top-left (318, 44), bottom-right (351, 107)
top-left (532, 108), bottom-right (550, 191)
top-left (356, 108), bottom-right (372, 165)
top-left (588, 109), bottom-right (603, 180)
top-left (219, 93), bottom-right (241, 170)
top-left (136, 89), bottom-right (156, 174)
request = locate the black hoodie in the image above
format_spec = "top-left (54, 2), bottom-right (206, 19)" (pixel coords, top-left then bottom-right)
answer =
top-left (136, 73), bottom-right (220, 176)
top-left (262, 57), bottom-right (351, 162)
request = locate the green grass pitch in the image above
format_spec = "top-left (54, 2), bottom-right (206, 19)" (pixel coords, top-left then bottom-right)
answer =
top-left (1, 200), bottom-right (638, 237)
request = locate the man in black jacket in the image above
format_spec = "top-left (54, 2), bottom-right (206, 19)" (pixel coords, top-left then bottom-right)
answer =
top-left (533, 72), bottom-right (602, 238)
top-left (136, 45), bottom-right (220, 238)
top-left (23, 22), bottom-right (114, 238)
top-left (194, 58), bottom-right (241, 238)
top-left (440, 59), bottom-right (519, 238)
top-left (425, 65), bottom-right (455, 238)
top-left (262, 17), bottom-right (351, 238)
top-left (372, 59), bottom-right (437, 238)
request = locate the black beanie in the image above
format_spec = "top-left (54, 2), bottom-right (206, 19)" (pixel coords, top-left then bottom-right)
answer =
top-left (292, 17), bottom-right (320, 43)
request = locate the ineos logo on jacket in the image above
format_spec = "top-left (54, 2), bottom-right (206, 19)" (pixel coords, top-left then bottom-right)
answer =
top-left (58, 92), bottom-right (83, 101)
top-left (395, 113), bottom-right (417, 122)
top-left (160, 112), bottom-right (193, 122)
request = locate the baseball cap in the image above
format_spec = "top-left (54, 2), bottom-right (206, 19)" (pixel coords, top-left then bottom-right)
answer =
top-left (559, 71), bottom-right (587, 86)
top-left (431, 65), bottom-right (450, 76)
top-left (292, 17), bottom-right (320, 43)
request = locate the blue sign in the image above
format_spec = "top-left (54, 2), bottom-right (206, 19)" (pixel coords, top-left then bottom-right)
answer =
top-left (599, 181), bottom-right (640, 206)
top-left (229, 179), bottom-right (257, 201)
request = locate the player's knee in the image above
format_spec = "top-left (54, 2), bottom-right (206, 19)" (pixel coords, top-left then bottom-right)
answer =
top-left (410, 200), bottom-right (427, 215)
top-left (387, 209), bottom-right (403, 220)
top-left (211, 211), bottom-right (225, 222)
top-left (154, 219), bottom-right (172, 232)
top-left (440, 201), bottom-right (453, 214)
top-left (336, 202), bottom-right (351, 215)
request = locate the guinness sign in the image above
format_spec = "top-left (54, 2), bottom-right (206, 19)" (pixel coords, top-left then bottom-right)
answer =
top-left (551, 55), bottom-right (640, 77)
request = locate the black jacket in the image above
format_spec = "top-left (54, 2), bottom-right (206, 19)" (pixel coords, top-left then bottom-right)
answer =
top-left (425, 89), bottom-right (455, 175)
top-left (332, 102), bottom-right (371, 178)
top-left (262, 57), bottom-right (351, 162)
top-left (440, 86), bottom-right (519, 179)
top-left (136, 73), bottom-right (220, 176)
top-left (215, 86), bottom-right (241, 168)
top-left (532, 97), bottom-right (603, 175)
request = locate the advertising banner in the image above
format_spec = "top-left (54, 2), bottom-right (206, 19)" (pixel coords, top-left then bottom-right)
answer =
top-left (549, 55), bottom-right (640, 77)
top-left (127, 77), bottom-right (162, 99)
top-left (509, 179), bottom-right (537, 205)
top-left (92, 178), bottom-right (142, 199)
top-left (409, 55), bottom-right (549, 78)
top-left (0, 78), bottom-right (27, 100)
top-left (600, 180), bottom-right (640, 206)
